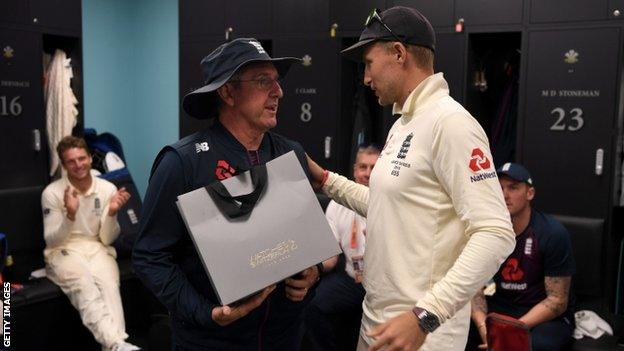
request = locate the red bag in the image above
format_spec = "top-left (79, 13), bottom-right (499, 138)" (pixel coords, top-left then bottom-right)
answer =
top-left (486, 312), bottom-right (531, 351)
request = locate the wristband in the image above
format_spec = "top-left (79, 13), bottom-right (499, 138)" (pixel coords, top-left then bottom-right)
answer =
top-left (320, 170), bottom-right (329, 188)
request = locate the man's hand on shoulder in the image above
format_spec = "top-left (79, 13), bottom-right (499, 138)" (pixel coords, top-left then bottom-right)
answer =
top-left (108, 187), bottom-right (131, 216)
top-left (368, 311), bottom-right (426, 351)
top-left (306, 154), bottom-right (325, 190)
top-left (63, 186), bottom-right (79, 221)
top-left (211, 285), bottom-right (276, 326)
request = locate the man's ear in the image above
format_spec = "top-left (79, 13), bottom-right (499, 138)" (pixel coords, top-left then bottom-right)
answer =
top-left (217, 84), bottom-right (235, 107)
top-left (527, 186), bottom-right (536, 201)
top-left (393, 42), bottom-right (408, 63)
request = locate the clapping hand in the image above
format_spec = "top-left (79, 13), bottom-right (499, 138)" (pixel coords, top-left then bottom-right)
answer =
top-left (108, 187), bottom-right (131, 216)
top-left (63, 186), bottom-right (79, 220)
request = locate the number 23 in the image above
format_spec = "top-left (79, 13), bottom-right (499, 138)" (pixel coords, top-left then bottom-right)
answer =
top-left (550, 107), bottom-right (584, 132)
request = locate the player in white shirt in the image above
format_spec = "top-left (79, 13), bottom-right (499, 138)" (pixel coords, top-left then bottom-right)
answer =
top-left (307, 6), bottom-right (515, 351)
top-left (42, 136), bottom-right (139, 351)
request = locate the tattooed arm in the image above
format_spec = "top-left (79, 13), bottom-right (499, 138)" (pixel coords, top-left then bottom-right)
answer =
top-left (519, 276), bottom-right (571, 328)
top-left (471, 288), bottom-right (488, 326)
top-left (471, 289), bottom-right (489, 348)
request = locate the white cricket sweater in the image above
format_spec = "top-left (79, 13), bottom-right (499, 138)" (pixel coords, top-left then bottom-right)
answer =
top-left (41, 176), bottom-right (120, 258)
top-left (323, 73), bottom-right (515, 349)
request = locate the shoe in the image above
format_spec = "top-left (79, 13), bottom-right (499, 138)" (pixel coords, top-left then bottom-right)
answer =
top-left (112, 341), bottom-right (141, 351)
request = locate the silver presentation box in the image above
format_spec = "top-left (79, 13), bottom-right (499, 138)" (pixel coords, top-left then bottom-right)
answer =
top-left (177, 151), bottom-right (342, 305)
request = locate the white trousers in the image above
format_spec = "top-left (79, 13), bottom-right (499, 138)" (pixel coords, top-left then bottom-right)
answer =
top-left (46, 242), bottom-right (127, 350)
top-left (356, 304), bottom-right (470, 351)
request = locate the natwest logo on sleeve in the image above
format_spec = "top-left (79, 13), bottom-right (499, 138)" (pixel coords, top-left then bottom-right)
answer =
top-left (469, 148), bottom-right (491, 172)
top-left (469, 147), bottom-right (497, 183)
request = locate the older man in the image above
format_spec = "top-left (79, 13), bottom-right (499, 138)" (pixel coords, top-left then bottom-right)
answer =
top-left (306, 6), bottom-right (515, 351)
top-left (133, 38), bottom-right (321, 350)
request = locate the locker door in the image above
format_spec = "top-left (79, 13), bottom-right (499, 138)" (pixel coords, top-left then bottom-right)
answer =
top-left (522, 28), bottom-right (619, 217)
top-left (0, 0), bottom-right (30, 25)
top-left (0, 29), bottom-right (48, 189)
top-left (455, 0), bottom-right (523, 26)
top-left (179, 0), bottom-right (226, 38)
top-left (530, 0), bottom-right (608, 23)
top-left (29, 0), bottom-right (82, 33)
top-left (435, 32), bottom-right (465, 103)
top-left (179, 39), bottom-right (223, 138)
top-left (273, 0), bottom-right (330, 34)
top-left (225, 0), bottom-right (272, 38)
top-left (272, 38), bottom-right (341, 170)
top-left (330, 0), bottom-right (386, 33)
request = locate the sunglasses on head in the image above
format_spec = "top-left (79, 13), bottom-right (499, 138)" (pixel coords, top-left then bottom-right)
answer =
top-left (365, 8), bottom-right (406, 45)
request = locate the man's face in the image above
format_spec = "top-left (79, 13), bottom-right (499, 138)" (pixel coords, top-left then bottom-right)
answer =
top-left (362, 42), bottom-right (402, 106)
top-left (228, 62), bottom-right (283, 132)
top-left (499, 175), bottom-right (535, 218)
top-left (353, 152), bottom-right (379, 186)
top-left (61, 147), bottom-right (92, 181)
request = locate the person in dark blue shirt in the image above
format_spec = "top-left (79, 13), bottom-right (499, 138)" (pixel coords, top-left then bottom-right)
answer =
top-left (468, 163), bottom-right (576, 351)
top-left (132, 38), bottom-right (321, 351)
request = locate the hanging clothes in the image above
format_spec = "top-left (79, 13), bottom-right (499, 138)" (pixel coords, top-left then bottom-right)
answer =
top-left (45, 49), bottom-right (78, 176)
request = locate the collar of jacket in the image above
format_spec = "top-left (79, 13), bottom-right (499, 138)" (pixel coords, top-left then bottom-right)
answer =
top-left (392, 72), bottom-right (450, 121)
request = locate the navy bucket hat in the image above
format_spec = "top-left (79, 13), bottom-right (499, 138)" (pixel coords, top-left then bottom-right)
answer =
top-left (182, 38), bottom-right (301, 119)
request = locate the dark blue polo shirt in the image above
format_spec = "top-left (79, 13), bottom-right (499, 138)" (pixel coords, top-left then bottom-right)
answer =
top-left (490, 209), bottom-right (576, 321)
top-left (133, 121), bottom-right (312, 350)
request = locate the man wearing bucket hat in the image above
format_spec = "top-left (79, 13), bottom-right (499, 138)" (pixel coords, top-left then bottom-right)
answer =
top-left (468, 163), bottom-right (575, 351)
top-left (133, 38), bottom-right (322, 350)
top-left (306, 6), bottom-right (515, 351)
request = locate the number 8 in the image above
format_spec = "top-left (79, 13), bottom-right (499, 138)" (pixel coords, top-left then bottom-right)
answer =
top-left (300, 102), bottom-right (312, 122)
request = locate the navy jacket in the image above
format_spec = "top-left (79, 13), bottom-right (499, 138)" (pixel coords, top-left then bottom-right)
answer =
top-left (133, 121), bottom-right (313, 350)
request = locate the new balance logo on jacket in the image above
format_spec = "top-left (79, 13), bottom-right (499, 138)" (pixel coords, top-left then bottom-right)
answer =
top-left (195, 142), bottom-right (209, 153)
